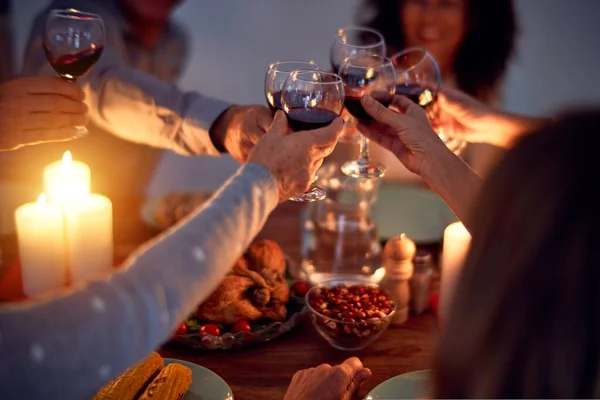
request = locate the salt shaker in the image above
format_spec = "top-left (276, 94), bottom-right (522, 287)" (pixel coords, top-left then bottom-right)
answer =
top-left (410, 251), bottom-right (433, 315)
top-left (381, 234), bottom-right (416, 324)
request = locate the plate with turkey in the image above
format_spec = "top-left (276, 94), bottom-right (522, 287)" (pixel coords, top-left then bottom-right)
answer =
top-left (169, 239), bottom-right (309, 350)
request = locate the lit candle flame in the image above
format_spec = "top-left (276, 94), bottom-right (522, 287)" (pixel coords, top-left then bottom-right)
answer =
top-left (36, 193), bottom-right (47, 205)
top-left (61, 151), bottom-right (73, 168)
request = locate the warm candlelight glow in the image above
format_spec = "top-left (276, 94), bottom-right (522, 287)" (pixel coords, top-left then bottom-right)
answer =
top-left (36, 193), bottom-right (47, 205)
top-left (62, 150), bottom-right (73, 166)
top-left (15, 193), bottom-right (67, 297)
top-left (43, 150), bottom-right (91, 204)
top-left (440, 222), bottom-right (471, 323)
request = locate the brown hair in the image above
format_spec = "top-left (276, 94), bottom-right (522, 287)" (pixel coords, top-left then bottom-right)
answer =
top-left (433, 111), bottom-right (600, 398)
top-left (358, 0), bottom-right (517, 103)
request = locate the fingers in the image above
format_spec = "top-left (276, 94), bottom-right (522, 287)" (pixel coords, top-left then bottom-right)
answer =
top-left (303, 117), bottom-right (344, 147)
top-left (23, 77), bottom-right (85, 100)
top-left (16, 127), bottom-right (83, 149)
top-left (256, 107), bottom-right (274, 132)
top-left (390, 95), bottom-right (430, 124)
top-left (268, 110), bottom-right (289, 135)
top-left (16, 95), bottom-right (88, 114)
top-left (22, 113), bottom-right (88, 130)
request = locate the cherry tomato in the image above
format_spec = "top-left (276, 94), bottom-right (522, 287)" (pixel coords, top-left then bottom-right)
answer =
top-left (292, 280), bottom-right (311, 297)
top-left (175, 322), bottom-right (188, 335)
top-left (232, 320), bottom-right (252, 333)
top-left (200, 324), bottom-right (221, 336)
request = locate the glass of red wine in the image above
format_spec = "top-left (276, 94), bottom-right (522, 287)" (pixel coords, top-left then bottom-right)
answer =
top-left (281, 70), bottom-right (344, 202)
top-left (338, 55), bottom-right (396, 179)
top-left (265, 61), bottom-right (320, 113)
top-left (391, 47), bottom-right (465, 154)
top-left (330, 26), bottom-right (386, 74)
top-left (44, 9), bottom-right (105, 83)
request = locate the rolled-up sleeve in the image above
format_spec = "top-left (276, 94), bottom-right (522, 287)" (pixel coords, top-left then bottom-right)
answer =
top-left (21, 0), bottom-right (232, 156)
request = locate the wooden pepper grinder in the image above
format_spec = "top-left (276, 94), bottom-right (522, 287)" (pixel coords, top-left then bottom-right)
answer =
top-left (381, 233), bottom-right (416, 324)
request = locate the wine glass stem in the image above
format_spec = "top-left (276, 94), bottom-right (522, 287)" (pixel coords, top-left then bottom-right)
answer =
top-left (359, 135), bottom-right (370, 161)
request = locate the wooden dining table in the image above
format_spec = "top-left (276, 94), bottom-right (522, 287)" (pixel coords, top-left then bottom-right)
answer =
top-left (0, 197), bottom-right (439, 400)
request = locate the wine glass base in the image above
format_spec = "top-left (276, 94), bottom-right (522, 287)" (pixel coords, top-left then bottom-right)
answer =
top-left (289, 185), bottom-right (326, 202)
top-left (341, 159), bottom-right (386, 179)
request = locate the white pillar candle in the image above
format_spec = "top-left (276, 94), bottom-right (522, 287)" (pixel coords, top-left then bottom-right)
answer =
top-left (440, 221), bottom-right (471, 323)
top-left (43, 151), bottom-right (91, 205)
top-left (64, 194), bottom-right (113, 285)
top-left (15, 194), bottom-right (67, 297)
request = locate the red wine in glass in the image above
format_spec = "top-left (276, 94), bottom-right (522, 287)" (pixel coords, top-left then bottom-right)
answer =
top-left (267, 90), bottom-right (283, 113)
top-left (45, 46), bottom-right (104, 83)
top-left (395, 82), bottom-right (437, 109)
top-left (344, 91), bottom-right (393, 122)
top-left (45, 9), bottom-right (105, 83)
top-left (286, 108), bottom-right (340, 131)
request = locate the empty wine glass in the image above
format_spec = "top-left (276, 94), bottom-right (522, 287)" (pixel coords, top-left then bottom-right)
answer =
top-left (264, 61), bottom-right (320, 113)
top-left (330, 26), bottom-right (386, 73)
top-left (281, 70), bottom-right (345, 202)
top-left (338, 55), bottom-right (396, 179)
top-left (44, 9), bottom-right (105, 83)
top-left (392, 47), bottom-right (466, 154)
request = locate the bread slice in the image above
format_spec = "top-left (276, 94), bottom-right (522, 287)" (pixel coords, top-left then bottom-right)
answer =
top-left (94, 352), bottom-right (164, 400)
top-left (137, 363), bottom-right (192, 400)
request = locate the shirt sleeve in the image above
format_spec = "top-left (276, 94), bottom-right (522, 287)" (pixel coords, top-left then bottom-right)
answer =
top-left (21, 0), bottom-right (232, 156)
top-left (0, 163), bottom-right (279, 400)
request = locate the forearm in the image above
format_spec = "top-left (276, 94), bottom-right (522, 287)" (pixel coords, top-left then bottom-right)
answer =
top-left (83, 63), bottom-right (232, 155)
top-left (0, 163), bottom-right (278, 399)
top-left (421, 146), bottom-right (482, 233)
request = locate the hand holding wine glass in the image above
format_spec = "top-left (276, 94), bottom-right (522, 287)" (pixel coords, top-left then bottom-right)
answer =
top-left (338, 55), bottom-right (396, 178)
top-left (44, 9), bottom-right (104, 137)
top-left (248, 111), bottom-right (344, 203)
top-left (392, 47), bottom-right (466, 154)
top-left (280, 70), bottom-right (345, 201)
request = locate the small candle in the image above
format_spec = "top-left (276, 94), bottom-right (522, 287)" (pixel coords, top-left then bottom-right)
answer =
top-left (440, 222), bottom-right (471, 323)
top-left (15, 194), bottom-right (66, 297)
top-left (43, 151), bottom-right (91, 205)
top-left (65, 194), bottom-right (113, 284)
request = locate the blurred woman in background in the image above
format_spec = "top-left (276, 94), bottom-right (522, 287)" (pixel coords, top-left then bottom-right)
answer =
top-left (358, 0), bottom-right (517, 178)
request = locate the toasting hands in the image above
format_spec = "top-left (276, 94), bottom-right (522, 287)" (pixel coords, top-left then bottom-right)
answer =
top-left (248, 111), bottom-right (343, 202)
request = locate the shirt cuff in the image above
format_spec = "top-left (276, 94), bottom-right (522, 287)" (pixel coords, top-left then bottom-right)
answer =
top-left (237, 162), bottom-right (280, 212)
top-left (180, 94), bottom-right (232, 156)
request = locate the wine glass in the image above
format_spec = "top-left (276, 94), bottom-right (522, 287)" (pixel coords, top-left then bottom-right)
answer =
top-left (44, 9), bottom-right (105, 83)
top-left (264, 61), bottom-right (320, 113)
top-left (338, 55), bottom-right (396, 179)
top-left (330, 26), bottom-right (386, 73)
top-left (391, 47), bottom-right (466, 154)
top-left (281, 70), bottom-right (345, 202)
top-left (330, 27), bottom-right (386, 143)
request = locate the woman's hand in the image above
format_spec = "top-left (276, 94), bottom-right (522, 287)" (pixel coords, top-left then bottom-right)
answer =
top-left (248, 111), bottom-right (344, 202)
top-left (283, 357), bottom-right (371, 400)
top-left (357, 93), bottom-right (449, 176)
top-left (0, 77), bottom-right (88, 151)
top-left (438, 88), bottom-right (549, 148)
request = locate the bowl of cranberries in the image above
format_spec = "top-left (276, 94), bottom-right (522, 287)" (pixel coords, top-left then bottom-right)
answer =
top-left (305, 279), bottom-right (396, 351)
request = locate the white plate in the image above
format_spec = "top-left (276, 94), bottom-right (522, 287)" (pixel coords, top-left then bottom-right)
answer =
top-left (373, 184), bottom-right (458, 243)
top-left (364, 369), bottom-right (431, 399)
top-left (163, 358), bottom-right (234, 400)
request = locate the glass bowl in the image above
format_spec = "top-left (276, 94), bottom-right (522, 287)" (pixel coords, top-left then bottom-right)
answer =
top-left (305, 279), bottom-right (396, 351)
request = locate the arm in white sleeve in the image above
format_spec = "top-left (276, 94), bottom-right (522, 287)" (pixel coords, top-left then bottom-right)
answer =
top-left (21, 0), bottom-right (232, 156)
top-left (0, 163), bottom-right (279, 400)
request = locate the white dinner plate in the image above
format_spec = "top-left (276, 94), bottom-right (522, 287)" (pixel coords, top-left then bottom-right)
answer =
top-left (373, 184), bottom-right (458, 243)
top-left (364, 369), bottom-right (431, 399)
top-left (163, 358), bottom-right (234, 400)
